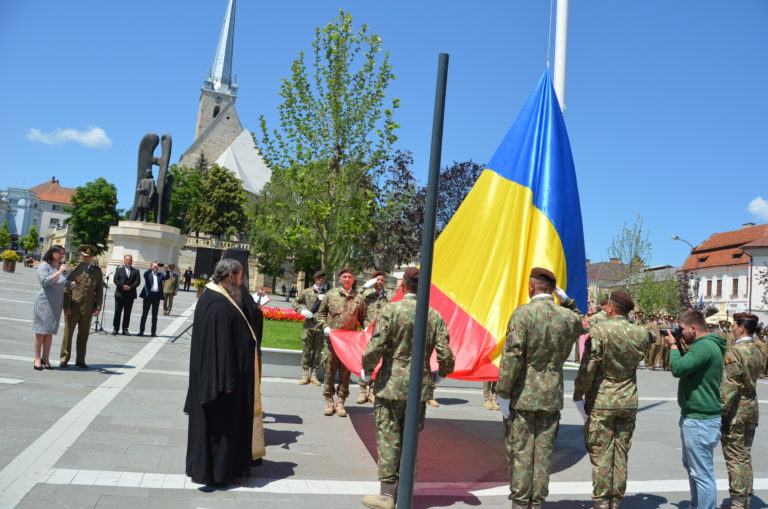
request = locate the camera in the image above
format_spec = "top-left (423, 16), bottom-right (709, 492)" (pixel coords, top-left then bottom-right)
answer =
top-left (659, 324), bottom-right (682, 340)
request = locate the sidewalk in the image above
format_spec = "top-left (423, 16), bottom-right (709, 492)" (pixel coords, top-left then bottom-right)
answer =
top-left (0, 267), bottom-right (766, 508)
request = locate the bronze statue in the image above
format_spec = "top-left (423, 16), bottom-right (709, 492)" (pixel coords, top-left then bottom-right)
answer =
top-left (129, 133), bottom-right (173, 224)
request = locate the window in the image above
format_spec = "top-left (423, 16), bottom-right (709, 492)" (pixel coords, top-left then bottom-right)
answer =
top-left (745, 278), bottom-right (749, 296)
top-left (49, 218), bottom-right (59, 228)
top-left (706, 280), bottom-right (712, 297)
top-left (213, 106), bottom-right (220, 118)
top-left (52, 204), bottom-right (59, 211)
top-left (716, 279), bottom-right (722, 297)
top-left (732, 279), bottom-right (738, 297)
top-left (9, 198), bottom-right (17, 204)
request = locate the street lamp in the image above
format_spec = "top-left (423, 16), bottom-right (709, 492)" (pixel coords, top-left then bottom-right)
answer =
top-left (672, 235), bottom-right (700, 307)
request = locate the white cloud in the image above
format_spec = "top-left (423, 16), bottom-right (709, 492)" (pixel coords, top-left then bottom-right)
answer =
top-left (26, 126), bottom-right (112, 149)
top-left (748, 196), bottom-right (768, 221)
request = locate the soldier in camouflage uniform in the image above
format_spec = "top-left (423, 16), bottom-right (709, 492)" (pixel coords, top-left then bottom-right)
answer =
top-left (357, 270), bottom-right (389, 404)
top-left (293, 270), bottom-right (327, 386)
top-left (315, 268), bottom-right (368, 417)
top-left (60, 245), bottom-right (104, 368)
top-left (482, 381), bottom-right (500, 410)
top-left (588, 298), bottom-right (609, 326)
top-left (497, 267), bottom-right (585, 509)
top-left (755, 331), bottom-right (768, 378)
top-left (720, 313), bottom-right (766, 509)
top-left (574, 290), bottom-right (650, 509)
top-left (661, 315), bottom-right (675, 370)
top-left (644, 314), bottom-right (662, 370)
top-left (360, 267), bottom-right (454, 509)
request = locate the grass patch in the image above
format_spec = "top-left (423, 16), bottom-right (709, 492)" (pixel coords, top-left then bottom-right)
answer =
top-left (262, 319), bottom-right (303, 350)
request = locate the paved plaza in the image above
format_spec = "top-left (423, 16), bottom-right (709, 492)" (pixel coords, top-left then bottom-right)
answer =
top-left (0, 267), bottom-right (766, 508)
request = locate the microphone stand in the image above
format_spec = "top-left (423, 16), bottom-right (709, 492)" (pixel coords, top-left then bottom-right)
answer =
top-left (92, 267), bottom-right (115, 334)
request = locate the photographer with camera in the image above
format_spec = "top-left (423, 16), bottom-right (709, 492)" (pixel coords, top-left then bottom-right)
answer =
top-left (664, 309), bottom-right (726, 509)
top-left (719, 312), bottom-right (765, 509)
top-left (137, 261), bottom-right (170, 337)
top-left (293, 270), bottom-right (327, 386)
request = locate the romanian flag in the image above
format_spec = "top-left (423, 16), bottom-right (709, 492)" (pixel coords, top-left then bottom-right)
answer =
top-left (428, 70), bottom-right (587, 380)
top-left (331, 71), bottom-right (587, 381)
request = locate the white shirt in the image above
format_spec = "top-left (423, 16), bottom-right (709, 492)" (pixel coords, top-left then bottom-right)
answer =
top-left (150, 272), bottom-right (160, 292)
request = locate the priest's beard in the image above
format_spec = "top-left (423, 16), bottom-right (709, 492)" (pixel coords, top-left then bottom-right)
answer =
top-left (221, 280), bottom-right (242, 304)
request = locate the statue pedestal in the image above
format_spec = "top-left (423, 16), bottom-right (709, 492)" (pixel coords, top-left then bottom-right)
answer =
top-left (107, 221), bottom-right (187, 272)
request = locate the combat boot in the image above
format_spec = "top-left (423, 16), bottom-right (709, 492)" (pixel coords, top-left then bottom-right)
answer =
top-left (730, 496), bottom-right (749, 509)
top-left (592, 501), bottom-right (610, 509)
top-left (509, 502), bottom-right (528, 509)
top-left (356, 385), bottom-right (368, 404)
top-left (491, 397), bottom-right (500, 411)
top-left (336, 397), bottom-right (348, 417)
top-left (367, 387), bottom-right (375, 403)
top-left (609, 499), bottom-right (621, 509)
top-left (309, 371), bottom-right (321, 385)
top-left (299, 368), bottom-right (310, 385)
top-left (362, 481), bottom-right (396, 509)
top-left (427, 399), bottom-right (440, 407)
top-left (323, 396), bottom-right (335, 416)
top-left (483, 394), bottom-right (493, 410)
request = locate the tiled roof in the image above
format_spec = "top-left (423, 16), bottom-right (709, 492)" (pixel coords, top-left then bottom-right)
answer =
top-left (680, 223), bottom-right (768, 270)
top-left (587, 261), bottom-right (628, 283)
top-left (743, 235), bottom-right (768, 248)
top-left (29, 178), bottom-right (76, 204)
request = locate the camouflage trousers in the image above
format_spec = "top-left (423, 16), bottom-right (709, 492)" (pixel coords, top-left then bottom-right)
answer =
top-left (585, 408), bottom-right (637, 502)
top-left (482, 381), bottom-right (497, 398)
top-left (506, 409), bottom-right (560, 505)
top-left (374, 398), bottom-right (426, 483)
top-left (722, 418), bottom-right (757, 496)
top-left (322, 343), bottom-right (351, 398)
top-left (300, 328), bottom-right (324, 370)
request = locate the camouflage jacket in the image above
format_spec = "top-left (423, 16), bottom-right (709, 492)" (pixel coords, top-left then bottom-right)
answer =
top-left (573, 316), bottom-right (650, 411)
top-left (63, 263), bottom-right (104, 311)
top-left (363, 287), bottom-right (389, 326)
top-left (720, 338), bottom-right (766, 425)
top-left (293, 286), bottom-right (325, 331)
top-left (588, 310), bottom-right (608, 326)
top-left (497, 294), bottom-right (585, 412)
top-left (315, 287), bottom-right (368, 331)
top-left (361, 295), bottom-right (454, 401)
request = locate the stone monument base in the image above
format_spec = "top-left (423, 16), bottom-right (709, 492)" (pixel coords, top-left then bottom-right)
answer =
top-left (106, 221), bottom-right (187, 273)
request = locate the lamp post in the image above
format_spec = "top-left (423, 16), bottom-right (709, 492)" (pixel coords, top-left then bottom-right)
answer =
top-left (671, 235), bottom-right (700, 307)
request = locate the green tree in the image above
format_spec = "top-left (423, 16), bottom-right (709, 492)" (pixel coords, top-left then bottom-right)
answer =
top-left (190, 163), bottom-right (248, 238)
top-left (256, 10), bottom-right (399, 272)
top-left (65, 178), bottom-right (120, 252)
top-left (18, 225), bottom-right (39, 253)
top-left (633, 270), bottom-right (680, 315)
top-left (0, 221), bottom-right (10, 250)
top-left (608, 214), bottom-right (652, 280)
top-left (166, 164), bottom-right (204, 234)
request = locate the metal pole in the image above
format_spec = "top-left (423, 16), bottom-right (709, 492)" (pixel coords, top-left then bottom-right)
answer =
top-left (553, 0), bottom-right (569, 113)
top-left (396, 53), bottom-right (449, 509)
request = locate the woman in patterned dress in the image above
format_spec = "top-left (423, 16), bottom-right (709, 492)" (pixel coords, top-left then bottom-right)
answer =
top-left (33, 245), bottom-right (75, 370)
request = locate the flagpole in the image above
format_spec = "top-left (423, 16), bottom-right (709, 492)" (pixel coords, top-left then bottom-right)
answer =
top-left (396, 52), bottom-right (448, 509)
top-left (553, 0), bottom-right (569, 113)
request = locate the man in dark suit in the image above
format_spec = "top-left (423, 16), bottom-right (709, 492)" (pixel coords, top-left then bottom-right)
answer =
top-left (138, 261), bottom-right (169, 337)
top-left (112, 254), bottom-right (141, 335)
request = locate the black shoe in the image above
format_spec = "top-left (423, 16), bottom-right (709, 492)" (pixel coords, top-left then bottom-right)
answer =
top-left (137, 332), bottom-right (145, 337)
top-left (251, 458), bottom-right (263, 467)
top-left (75, 362), bottom-right (88, 369)
top-left (198, 483), bottom-right (226, 493)
top-left (59, 362), bottom-right (68, 368)
top-left (151, 332), bottom-right (157, 337)
top-left (112, 329), bottom-right (119, 335)
top-left (34, 361), bottom-right (43, 371)
top-left (122, 329), bottom-right (130, 336)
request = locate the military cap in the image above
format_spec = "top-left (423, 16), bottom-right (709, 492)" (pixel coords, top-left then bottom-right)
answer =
top-left (403, 267), bottom-right (419, 286)
top-left (665, 314), bottom-right (674, 320)
top-left (338, 267), bottom-right (355, 277)
top-left (733, 312), bottom-right (758, 324)
top-left (653, 313), bottom-right (661, 318)
top-left (707, 323), bottom-right (716, 329)
top-left (530, 267), bottom-right (556, 286)
top-left (312, 270), bottom-right (326, 280)
top-left (635, 310), bottom-right (645, 317)
top-left (78, 244), bottom-right (97, 256)
top-left (719, 320), bottom-right (727, 326)
top-left (372, 270), bottom-right (385, 278)
top-left (609, 289), bottom-right (634, 311)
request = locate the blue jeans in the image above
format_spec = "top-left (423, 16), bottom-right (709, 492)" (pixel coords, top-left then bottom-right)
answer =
top-left (679, 416), bottom-right (721, 509)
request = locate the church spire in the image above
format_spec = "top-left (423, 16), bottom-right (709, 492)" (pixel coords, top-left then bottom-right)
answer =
top-left (204, 0), bottom-right (237, 96)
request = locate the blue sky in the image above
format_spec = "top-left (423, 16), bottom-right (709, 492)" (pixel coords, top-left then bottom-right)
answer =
top-left (2, 1), bottom-right (767, 267)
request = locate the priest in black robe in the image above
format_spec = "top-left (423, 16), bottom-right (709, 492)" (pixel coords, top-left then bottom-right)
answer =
top-left (185, 258), bottom-right (263, 488)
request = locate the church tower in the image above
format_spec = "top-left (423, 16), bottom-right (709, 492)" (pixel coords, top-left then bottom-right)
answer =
top-left (195, 0), bottom-right (239, 139)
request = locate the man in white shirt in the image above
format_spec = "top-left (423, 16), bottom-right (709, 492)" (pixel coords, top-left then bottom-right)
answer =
top-left (112, 254), bottom-right (141, 335)
top-left (138, 261), bottom-right (169, 337)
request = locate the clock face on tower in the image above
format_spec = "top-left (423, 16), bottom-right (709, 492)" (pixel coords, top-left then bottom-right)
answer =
top-left (215, 97), bottom-right (222, 104)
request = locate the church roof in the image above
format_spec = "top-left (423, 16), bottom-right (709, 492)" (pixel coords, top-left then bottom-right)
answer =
top-left (29, 177), bottom-right (76, 204)
top-left (215, 130), bottom-right (272, 195)
top-left (204, 0), bottom-right (237, 96)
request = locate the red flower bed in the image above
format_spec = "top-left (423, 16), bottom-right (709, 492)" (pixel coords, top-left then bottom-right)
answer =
top-left (261, 306), bottom-right (305, 322)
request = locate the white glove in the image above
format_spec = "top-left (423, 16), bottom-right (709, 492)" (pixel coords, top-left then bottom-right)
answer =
top-left (317, 294), bottom-right (325, 301)
top-left (323, 327), bottom-right (331, 336)
top-left (362, 278), bottom-right (377, 289)
top-left (574, 399), bottom-right (588, 422)
top-left (300, 309), bottom-right (314, 319)
top-left (555, 286), bottom-right (569, 302)
top-left (431, 370), bottom-right (444, 386)
top-left (497, 396), bottom-right (511, 419)
top-left (360, 369), bottom-right (372, 383)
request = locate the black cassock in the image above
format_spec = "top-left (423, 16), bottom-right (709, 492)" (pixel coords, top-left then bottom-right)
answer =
top-left (185, 288), bottom-right (255, 485)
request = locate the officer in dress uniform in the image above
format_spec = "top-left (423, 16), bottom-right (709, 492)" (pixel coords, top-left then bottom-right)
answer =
top-left (60, 245), bottom-right (103, 368)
